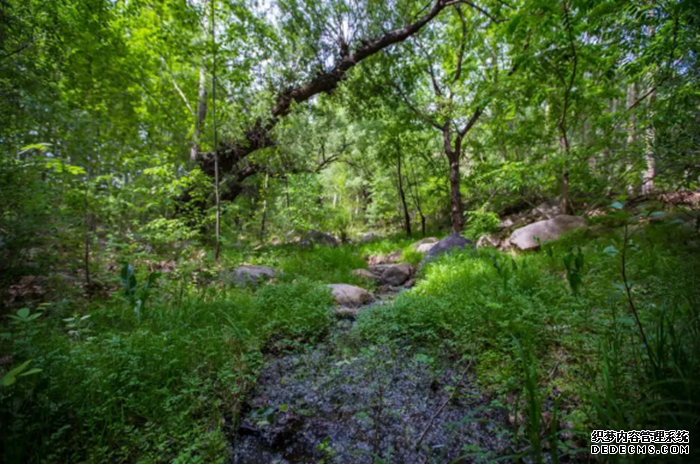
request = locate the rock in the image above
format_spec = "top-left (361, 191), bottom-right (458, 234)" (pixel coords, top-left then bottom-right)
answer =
top-left (403, 278), bottom-right (416, 288)
top-left (509, 215), bottom-right (587, 251)
top-left (334, 307), bottom-right (360, 319)
top-left (422, 234), bottom-right (473, 262)
top-left (532, 199), bottom-right (562, 219)
top-left (307, 229), bottom-right (340, 247)
top-left (411, 237), bottom-right (438, 249)
top-left (416, 242), bottom-right (436, 254)
top-left (361, 232), bottom-right (381, 243)
top-left (352, 269), bottom-right (378, 281)
top-left (328, 284), bottom-right (373, 307)
top-left (476, 234), bottom-right (501, 248)
top-left (380, 263), bottom-right (412, 286)
top-left (229, 265), bottom-right (277, 285)
top-left (367, 250), bottom-right (402, 266)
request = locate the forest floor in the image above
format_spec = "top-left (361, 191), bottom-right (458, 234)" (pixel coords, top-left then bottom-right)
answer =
top-left (231, 290), bottom-right (513, 464)
top-left (2, 206), bottom-right (700, 464)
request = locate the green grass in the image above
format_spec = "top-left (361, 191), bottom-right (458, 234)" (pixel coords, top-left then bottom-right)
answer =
top-left (2, 219), bottom-right (698, 463)
top-left (1, 279), bottom-right (333, 463)
top-left (357, 221), bottom-right (700, 461)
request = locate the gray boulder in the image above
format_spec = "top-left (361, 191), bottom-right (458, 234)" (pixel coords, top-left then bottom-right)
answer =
top-left (361, 232), bottom-right (381, 243)
top-left (380, 263), bottom-right (413, 286)
top-left (328, 284), bottom-right (373, 307)
top-left (476, 234), bottom-right (501, 249)
top-left (352, 269), bottom-right (379, 281)
top-left (422, 234), bottom-right (473, 262)
top-left (509, 215), bottom-right (587, 251)
top-left (367, 250), bottom-right (402, 266)
top-left (533, 200), bottom-right (562, 220)
top-left (411, 237), bottom-right (438, 249)
top-left (307, 229), bottom-right (340, 247)
top-left (229, 265), bottom-right (277, 285)
top-left (416, 242), bottom-right (437, 254)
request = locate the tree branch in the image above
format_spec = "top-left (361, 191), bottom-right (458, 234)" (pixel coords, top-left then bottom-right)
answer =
top-left (199, 0), bottom-right (455, 178)
top-left (392, 81), bottom-right (444, 130)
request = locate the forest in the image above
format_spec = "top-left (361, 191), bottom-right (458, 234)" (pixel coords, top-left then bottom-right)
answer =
top-left (1, 0), bottom-right (699, 462)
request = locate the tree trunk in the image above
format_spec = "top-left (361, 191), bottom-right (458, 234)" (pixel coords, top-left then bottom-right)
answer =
top-left (626, 83), bottom-right (636, 195)
top-left (190, 65), bottom-right (207, 163)
top-left (211, 0), bottom-right (221, 264)
top-left (197, 0), bottom-right (453, 180)
top-left (641, 5), bottom-right (656, 195)
top-left (407, 158), bottom-right (426, 237)
top-left (260, 172), bottom-right (269, 241)
top-left (83, 154), bottom-right (91, 288)
top-left (396, 143), bottom-right (411, 237)
top-left (447, 152), bottom-right (463, 233)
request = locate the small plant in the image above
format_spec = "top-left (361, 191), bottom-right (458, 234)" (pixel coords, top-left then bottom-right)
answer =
top-left (120, 263), bottom-right (161, 323)
top-left (2, 359), bottom-right (42, 387)
top-left (63, 314), bottom-right (92, 341)
top-left (463, 210), bottom-right (500, 240)
top-left (562, 246), bottom-right (584, 296)
top-left (7, 307), bottom-right (43, 323)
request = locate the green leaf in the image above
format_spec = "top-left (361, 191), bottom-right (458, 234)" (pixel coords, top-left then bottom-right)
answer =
top-left (2, 359), bottom-right (33, 386)
top-left (603, 246), bottom-right (618, 257)
top-left (18, 368), bottom-right (43, 377)
top-left (611, 201), bottom-right (624, 210)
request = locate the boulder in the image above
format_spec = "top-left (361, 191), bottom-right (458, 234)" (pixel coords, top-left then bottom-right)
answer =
top-left (476, 234), bottom-right (501, 249)
top-left (509, 215), bottom-right (587, 251)
top-left (411, 237), bottom-right (439, 249)
top-left (328, 284), bottom-right (373, 307)
top-left (361, 232), bottom-right (381, 243)
top-left (229, 265), bottom-right (277, 285)
top-left (379, 263), bottom-right (412, 286)
top-left (307, 229), bottom-right (340, 247)
top-left (416, 242), bottom-right (436, 254)
top-left (352, 269), bottom-right (378, 281)
top-left (334, 307), bottom-right (360, 319)
top-left (422, 234), bottom-right (473, 262)
top-left (367, 250), bottom-right (402, 266)
top-left (532, 200), bottom-right (562, 220)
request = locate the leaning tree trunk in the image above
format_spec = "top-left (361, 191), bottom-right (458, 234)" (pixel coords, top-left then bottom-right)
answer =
top-left (196, 0), bottom-right (454, 185)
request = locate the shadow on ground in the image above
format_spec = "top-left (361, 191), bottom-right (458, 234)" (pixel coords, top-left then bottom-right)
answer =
top-left (230, 314), bottom-right (515, 463)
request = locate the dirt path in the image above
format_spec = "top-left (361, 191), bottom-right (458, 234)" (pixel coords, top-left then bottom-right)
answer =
top-left (230, 291), bottom-right (515, 464)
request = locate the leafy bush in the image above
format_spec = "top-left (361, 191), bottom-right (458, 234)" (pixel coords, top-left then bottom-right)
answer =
top-left (462, 210), bottom-right (500, 240)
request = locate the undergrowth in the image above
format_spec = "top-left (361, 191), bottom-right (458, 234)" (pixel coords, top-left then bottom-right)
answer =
top-left (1, 278), bottom-right (333, 463)
top-left (357, 221), bottom-right (700, 462)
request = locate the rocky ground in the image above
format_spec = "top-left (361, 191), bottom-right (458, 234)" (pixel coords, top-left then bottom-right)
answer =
top-left (229, 292), bottom-right (515, 464)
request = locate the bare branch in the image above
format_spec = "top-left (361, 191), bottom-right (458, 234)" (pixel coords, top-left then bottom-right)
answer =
top-left (444, 0), bottom-right (505, 23)
top-left (392, 82), bottom-right (444, 130)
top-left (160, 57), bottom-right (195, 117)
top-left (458, 106), bottom-right (483, 137)
top-left (451, 6), bottom-right (468, 84)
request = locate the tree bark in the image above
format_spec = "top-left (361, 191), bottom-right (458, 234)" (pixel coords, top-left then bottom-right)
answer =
top-left (260, 172), bottom-right (269, 241)
top-left (211, 0), bottom-right (221, 264)
top-left (407, 157), bottom-right (426, 237)
top-left (396, 142), bottom-right (411, 237)
top-left (190, 65), bottom-right (207, 163)
top-left (626, 83), bottom-right (636, 195)
top-left (641, 4), bottom-right (656, 195)
top-left (83, 154), bottom-right (91, 288)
